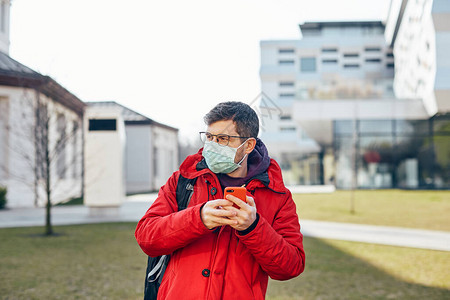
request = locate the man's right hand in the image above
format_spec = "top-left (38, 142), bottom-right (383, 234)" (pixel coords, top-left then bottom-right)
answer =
top-left (200, 199), bottom-right (238, 230)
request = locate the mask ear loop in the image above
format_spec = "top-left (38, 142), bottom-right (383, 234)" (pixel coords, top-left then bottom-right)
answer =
top-left (236, 153), bottom-right (247, 166)
top-left (235, 138), bottom-right (250, 167)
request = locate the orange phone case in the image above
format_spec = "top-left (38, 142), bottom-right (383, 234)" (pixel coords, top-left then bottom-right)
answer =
top-left (224, 187), bottom-right (247, 208)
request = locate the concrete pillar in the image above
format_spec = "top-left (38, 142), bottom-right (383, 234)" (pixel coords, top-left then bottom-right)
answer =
top-left (84, 106), bottom-right (125, 216)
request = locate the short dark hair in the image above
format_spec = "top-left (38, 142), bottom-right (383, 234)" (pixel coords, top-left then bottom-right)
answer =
top-left (204, 101), bottom-right (259, 138)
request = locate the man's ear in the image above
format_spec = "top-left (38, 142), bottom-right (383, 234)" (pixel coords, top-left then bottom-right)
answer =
top-left (244, 138), bottom-right (257, 154)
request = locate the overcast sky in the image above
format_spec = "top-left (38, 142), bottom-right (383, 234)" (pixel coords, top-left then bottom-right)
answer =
top-left (10, 0), bottom-right (391, 142)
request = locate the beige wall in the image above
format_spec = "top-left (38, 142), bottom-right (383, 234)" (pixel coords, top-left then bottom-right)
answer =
top-left (84, 106), bottom-right (125, 207)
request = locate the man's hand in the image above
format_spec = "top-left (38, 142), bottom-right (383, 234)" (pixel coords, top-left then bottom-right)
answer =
top-left (223, 195), bottom-right (257, 231)
top-left (200, 199), bottom-right (238, 229)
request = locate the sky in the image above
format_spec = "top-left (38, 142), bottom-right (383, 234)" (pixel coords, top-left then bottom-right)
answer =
top-left (10, 0), bottom-right (391, 143)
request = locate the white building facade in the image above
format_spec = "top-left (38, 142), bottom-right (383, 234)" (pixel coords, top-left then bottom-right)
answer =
top-left (385, 0), bottom-right (450, 115)
top-left (0, 64), bottom-right (85, 208)
top-left (0, 0), bottom-right (85, 207)
top-left (260, 9), bottom-right (450, 189)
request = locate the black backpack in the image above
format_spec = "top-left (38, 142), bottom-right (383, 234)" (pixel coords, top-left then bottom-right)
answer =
top-left (144, 175), bottom-right (197, 300)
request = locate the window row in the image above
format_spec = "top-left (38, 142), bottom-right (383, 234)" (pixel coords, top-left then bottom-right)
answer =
top-left (321, 47), bottom-right (386, 53)
top-left (278, 58), bottom-right (394, 71)
top-left (323, 58), bottom-right (386, 63)
top-left (279, 48), bottom-right (394, 58)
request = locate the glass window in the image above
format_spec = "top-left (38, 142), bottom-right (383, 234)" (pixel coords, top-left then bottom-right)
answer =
top-left (0, 3), bottom-right (5, 33)
top-left (343, 53), bottom-right (359, 58)
top-left (333, 116), bottom-right (450, 189)
top-left (433, 134), bottom-right (450, 188)
top-left (279, 49), bottom-right (294, 54)
top-left (279, 60), bottom-right (295, 65)
top-left (395, 120), bottom-right (429, 136)
top-left (280, 115), bottom-right (292, 120)
top-left (359, 136), bottom-right (394, 188)
top-left (280, 127), bottom-right (296, 131)
top-left (334, 120), bottom-right (355, 136)
top-left (72, 121), bottom-right (79, 179)
top-left (386, 63), bottom-right (395, 68)
top-left (57, 114), bottom-right (66, 179)
top-left (279, 93), bottom-right (295, 98)
top-left (300, 57), bottom-right (316, 72)
top-left (360, 120), bottom-right (392, 134)
top-left (303, 29), bottom-right (322, 36)
top-left (89, 119), bottom-right (117, 131)
top-left (322, 59), bottom-right (338, 64)
top-left (343, 64), bottom-right (360, 68)
top-left (365, 47), bottom-right (381, 52)
top-left (334, 136), bottom-right (354, 189)
top-left (36, 103), bottom-right (49, 180)
top-left (433, 115), bottom-right (450, 188)
top-left (360, 136), bottom-right (394, 149)
top-left (322, 48), bottom-right (338, 53)
top-left (279, 81), bottom-right (294, 87)
top-left (395, 120), bottom-right (415, 135)
top-left (0, 99), bottom-right (7, 179)
top-left (433, 117), bottom-right (450, 134)
top-left (365, 58), bottom-right (382, 63)
top-left (415, 137), bottom-right (436, 187)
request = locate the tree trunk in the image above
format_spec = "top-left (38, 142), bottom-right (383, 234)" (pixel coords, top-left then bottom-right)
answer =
top-left (44, 116), bottom-right (53, 236)
top-left (45, 188), bottom-right (52, 235)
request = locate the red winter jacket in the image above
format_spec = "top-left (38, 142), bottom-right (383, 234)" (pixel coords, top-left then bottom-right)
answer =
top-left (135, 150), bottom-right (305, 299)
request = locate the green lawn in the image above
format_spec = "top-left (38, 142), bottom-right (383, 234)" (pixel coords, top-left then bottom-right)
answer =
top-left (0, 223), bottom-right (449, 299)
top-left (294, 190), bottom-right (450, 231)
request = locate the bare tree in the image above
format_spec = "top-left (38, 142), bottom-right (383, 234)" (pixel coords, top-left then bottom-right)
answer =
top-left (0, 87), bottom-right (83, 236)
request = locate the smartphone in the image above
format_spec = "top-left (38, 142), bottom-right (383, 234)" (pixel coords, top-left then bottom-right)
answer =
top-left (224, 187), bottom-right (247, 209)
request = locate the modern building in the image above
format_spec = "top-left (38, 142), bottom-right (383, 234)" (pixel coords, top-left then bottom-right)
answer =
top-left (383, 0), bottom-right (450, 188)
top-left (385, 0), bottom-right (450, 115)
top-left (87, 102), bottom-right (179, 194)
top-left (260, 0), bottom-right (450, 189)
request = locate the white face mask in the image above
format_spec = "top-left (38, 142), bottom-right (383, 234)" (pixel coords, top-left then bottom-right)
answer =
top-left (202, 139), bottom-right (248, 174)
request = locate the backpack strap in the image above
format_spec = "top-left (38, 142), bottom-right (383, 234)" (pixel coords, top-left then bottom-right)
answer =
top-left (147, 255), bottom-right (168, 282)
top-left (175, 174), bottom-right (197, 211)
top-left (144, 174), bottom-right (198, 300)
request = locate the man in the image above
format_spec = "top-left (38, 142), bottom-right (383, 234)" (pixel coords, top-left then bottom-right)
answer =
top-left (135, 101), bottom-right (305, 299)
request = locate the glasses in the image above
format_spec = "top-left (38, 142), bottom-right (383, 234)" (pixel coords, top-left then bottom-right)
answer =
top-left (199, 131), bottom-right (251, 146)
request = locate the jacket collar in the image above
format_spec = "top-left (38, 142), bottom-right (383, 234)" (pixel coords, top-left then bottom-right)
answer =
top-left (180, 149), bottom-right (286, 194)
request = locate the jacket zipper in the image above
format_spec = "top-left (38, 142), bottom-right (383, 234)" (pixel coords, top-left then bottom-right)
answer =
top-left (206, 226), bottom-right (225, 299)
top-left (205, 176), bottom-right (224, 299)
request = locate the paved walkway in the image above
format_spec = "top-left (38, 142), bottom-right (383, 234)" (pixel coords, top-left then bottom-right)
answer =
top-left (300, 220), bottom-right (450, 252)
top-left (1, 193), bottom-right (449, 252)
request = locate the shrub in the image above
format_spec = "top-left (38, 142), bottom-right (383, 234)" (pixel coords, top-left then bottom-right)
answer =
top-left (0, 186), bottom-right (6, 209)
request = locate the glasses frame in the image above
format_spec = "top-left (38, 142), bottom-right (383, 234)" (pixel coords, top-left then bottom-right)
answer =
top-left (199, 131), bottom-right (251, 146)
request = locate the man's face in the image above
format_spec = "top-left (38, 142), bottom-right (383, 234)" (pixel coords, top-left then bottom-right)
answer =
top-left (206, 120), bottom-right (248, 163)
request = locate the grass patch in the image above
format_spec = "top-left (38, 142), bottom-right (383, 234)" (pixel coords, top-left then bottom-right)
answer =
top-left (267, 238), bottom-right (450, 300)
top-left (294, 190), bottom-right (450, 231)
top-left (0, 223), bottom-right (146, 299)
top-left (56, 197), bottom-right (83, 206)
top-left (0, 223), bottom-right (449, 299)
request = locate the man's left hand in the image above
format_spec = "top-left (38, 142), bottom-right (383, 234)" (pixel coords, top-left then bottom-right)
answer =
top-left (224, 194), bottom-right (257, 231)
